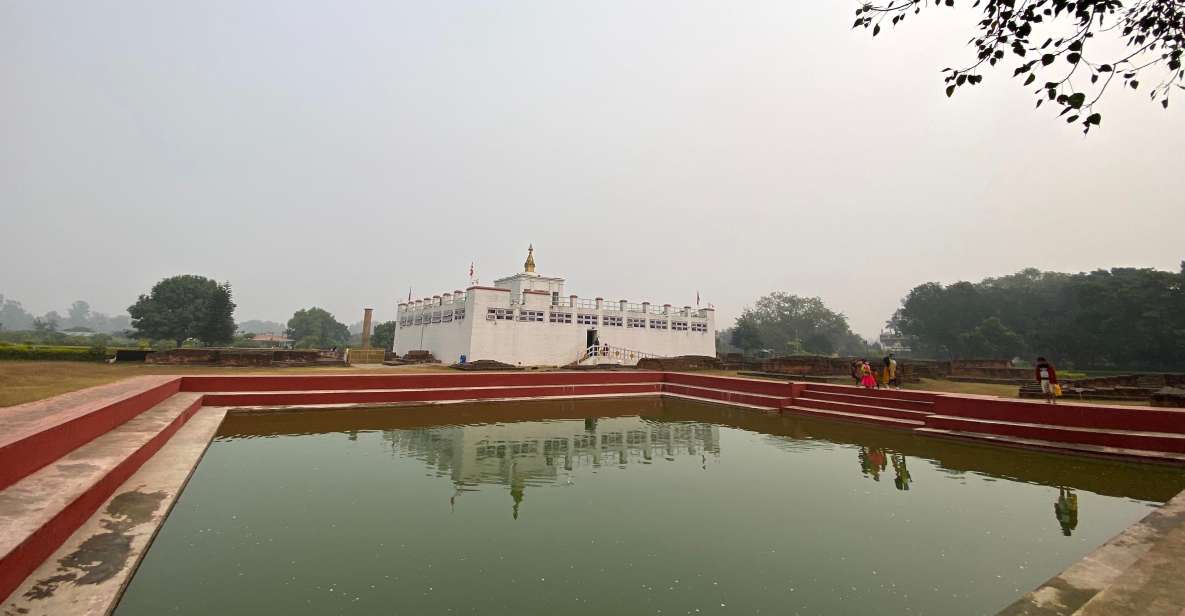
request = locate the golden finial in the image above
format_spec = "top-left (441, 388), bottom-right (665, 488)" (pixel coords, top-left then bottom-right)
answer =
top-left (524, 244), bottom-right (536, 273)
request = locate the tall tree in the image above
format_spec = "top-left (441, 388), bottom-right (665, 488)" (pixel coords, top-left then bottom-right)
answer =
top-left (66, 300), bottom-right (91, 328)
top-left (371, 320), bottom-right (398, 350)
top-left (128, 275), bottom-right (237, 347)
top-left (0, 295), bottom-right (35, 330)
top-left (286, 307), bottom-right (350, 349)
top-left (855, 0), bottom-right (1183, 132)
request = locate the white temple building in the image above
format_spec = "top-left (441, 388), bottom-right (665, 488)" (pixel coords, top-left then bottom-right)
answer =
top-left (393, 247), bottom-right (716, 366)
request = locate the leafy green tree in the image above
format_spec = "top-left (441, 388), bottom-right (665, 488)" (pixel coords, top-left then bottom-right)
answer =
top-left (855, 0), bottom-right (1183, 133)
top-left (197, 284), bottom-right (237, 345)
top-left (958, 317), bottom-right (1027, 359)
top-left (893, 265), bottom-right (1185, 369)
top-left (732, 293), bottom-right (867, 357)
top-left (128, 275), bottom-right (237, 347)
top-left (286, 307), bottom-right (350, 349)
top-left (730, 316), bottom-right (764, 353)
top-left (371, 320), bottom-right (397, 350)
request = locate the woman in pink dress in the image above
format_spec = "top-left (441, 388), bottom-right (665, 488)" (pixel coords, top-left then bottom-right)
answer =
top-left (859, 360), bottom-right (878, 389)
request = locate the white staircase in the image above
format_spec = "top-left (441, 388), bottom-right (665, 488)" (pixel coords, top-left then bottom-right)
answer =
top-left (575, 344), bottom-right (664, 367)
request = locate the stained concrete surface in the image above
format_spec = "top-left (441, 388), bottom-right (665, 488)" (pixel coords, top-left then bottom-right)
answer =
top-left (998, 488), bottom-right (1185, 615)
top-left (0, 393), bottom-right (203, 564)
top-left (1, 407), bottom-right (227, 616)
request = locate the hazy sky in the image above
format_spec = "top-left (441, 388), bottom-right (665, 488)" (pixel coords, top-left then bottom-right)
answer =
top-left (2, 1), bottom-right (1181, 337)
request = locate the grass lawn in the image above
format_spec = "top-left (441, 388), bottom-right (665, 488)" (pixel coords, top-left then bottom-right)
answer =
top-left (0, 361), bottom-right (453, 408)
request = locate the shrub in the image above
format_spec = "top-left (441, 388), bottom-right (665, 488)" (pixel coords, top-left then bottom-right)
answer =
top-left (0, 342), bottom-right (109, 361)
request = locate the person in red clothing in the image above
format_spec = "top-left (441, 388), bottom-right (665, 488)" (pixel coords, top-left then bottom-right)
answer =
top-left (1035, 356), bottom-right (1059, 404)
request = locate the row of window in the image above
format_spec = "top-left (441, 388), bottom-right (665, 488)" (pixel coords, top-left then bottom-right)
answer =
top-left (398, 307), bottom-right (706, 331)
top-left (483, 309), bottom-right (707, 331)
top-left (401, 308), bottom-right (467, 327)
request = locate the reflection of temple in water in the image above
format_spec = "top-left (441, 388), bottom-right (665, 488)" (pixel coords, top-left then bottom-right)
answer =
top-left (381, 417), bottom-right (720, 518)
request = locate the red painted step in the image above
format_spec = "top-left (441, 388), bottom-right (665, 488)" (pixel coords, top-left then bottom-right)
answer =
top-left (781, 405), bottom-right (925, 429)
top-left (0, 376), bottom-right (181, 491)
top-left (793, 397), bottom-right (933, 422)
top-left (0, 392), bottom-right (204, 603)
top-left (661, 383), bottom-right (791, 410)
top-left (663, 372), bottom-right (797, 398)
top-left (924, 415), bottom-right (1185, 454)
top-left (182, 371), bottom-right (665, 393)
top-left (802, 383), bottom-right (940, 403)
top-left (796, 390), bottom-right (935, 413)
top-left (201, 382), bottom-right (664, 407)
top-left (935, 397), bottom-right (1185, 434)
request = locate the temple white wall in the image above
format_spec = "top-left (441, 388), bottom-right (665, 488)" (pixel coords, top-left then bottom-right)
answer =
top-left (393, 264), bottom-right (715, 366)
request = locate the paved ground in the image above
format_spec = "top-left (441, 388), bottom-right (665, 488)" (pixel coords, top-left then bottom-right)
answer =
top-left (998, 489), bottom-right (1185, 615)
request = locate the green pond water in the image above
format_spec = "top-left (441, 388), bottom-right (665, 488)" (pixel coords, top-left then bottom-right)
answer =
top-left (115, 397), bottom-right (1185, 616)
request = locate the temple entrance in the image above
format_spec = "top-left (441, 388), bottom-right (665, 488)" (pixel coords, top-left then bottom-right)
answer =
top-left (586, 328), bottom-right (599, 349)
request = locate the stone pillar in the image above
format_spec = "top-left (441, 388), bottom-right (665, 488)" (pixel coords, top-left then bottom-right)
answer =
top-left (642, 301), bottom-right (650, 314)
top-left (570, 295), bottom-right (578, 308)
top-left (663, 304), bottom-right (671, 315)
top-left (595, 297), bottom-right (603, 310)
top-left (619, 299), bottom-right (628, 312)
top-left (442, 292), bottom-right (452, 304)
top-left (361, 308), bottom-right (374, 349)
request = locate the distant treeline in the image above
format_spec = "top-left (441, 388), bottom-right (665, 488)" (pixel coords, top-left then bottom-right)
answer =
top-left (890, 265), bottom-right (1185, 370)
top-left (0, 296), bottom-right (130, 334)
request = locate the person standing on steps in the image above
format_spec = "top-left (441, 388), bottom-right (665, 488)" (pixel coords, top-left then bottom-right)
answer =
top-left (1035, 356), bottom-right (1059, 404)
top-left (859, 359), bottom-right (879, 389)
top-left (882, 353), bottom-right (898, 389)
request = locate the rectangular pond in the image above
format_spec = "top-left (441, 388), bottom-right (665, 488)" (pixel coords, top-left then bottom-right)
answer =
top-left (114, 397), bottom-right (1185, 615)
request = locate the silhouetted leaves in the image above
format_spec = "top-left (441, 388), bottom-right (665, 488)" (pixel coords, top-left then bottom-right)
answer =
top-left (854, 0), bottom-right (1183, 133)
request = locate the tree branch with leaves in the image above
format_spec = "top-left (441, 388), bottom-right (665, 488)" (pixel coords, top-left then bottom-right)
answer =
top-left (854, 0), bottom-right (1184, 133)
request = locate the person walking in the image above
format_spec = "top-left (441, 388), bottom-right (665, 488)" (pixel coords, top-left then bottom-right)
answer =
top-left (851, 359), bottom-right (861, 385)
top-left (1035, 356), bottom-right (1059, 404)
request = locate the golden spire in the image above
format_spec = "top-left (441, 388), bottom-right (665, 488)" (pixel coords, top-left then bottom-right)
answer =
top-left (524, 244), bottom-right (536, 273)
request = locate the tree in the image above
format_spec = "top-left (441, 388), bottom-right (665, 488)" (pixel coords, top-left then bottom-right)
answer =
top-left (197, 283), bottom-right (236, 345)
top-left (731, 292), bottom-right (869, 357)
top-left (855, 0), bottom-right (1183, 133)
top-left (959, 316), bottom-right (1027, 358)
top-left (892, 265), bottom-right (1185, 368)
top-left (371, 321), bottom-right (398, 350)
top-left (0, 295), bottom-right (35, 331)
top-left (286, 307), bottom-right (350, 349)
top-left (67, 301), bottom-right (91, 328)
top-left (128, 275), bottom-right (237, 347)
top-left (731, 316), bottom-right (764, 352)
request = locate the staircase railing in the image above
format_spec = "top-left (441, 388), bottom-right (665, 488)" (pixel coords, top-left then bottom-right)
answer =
top-left (576, 344), bottom-right (666, 364)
